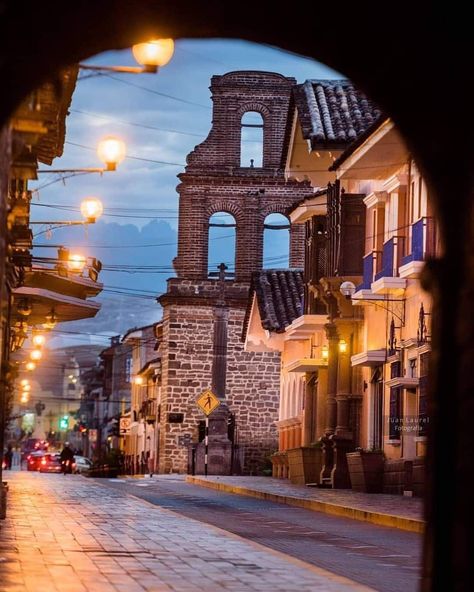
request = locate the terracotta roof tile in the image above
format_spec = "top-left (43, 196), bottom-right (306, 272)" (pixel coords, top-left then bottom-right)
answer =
top-left (250, 269), bottom-right (304, 334)
top-left (294, 80), bottom-right (382, 149)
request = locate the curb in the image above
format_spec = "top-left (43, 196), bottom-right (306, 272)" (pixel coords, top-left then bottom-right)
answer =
top-left (186, 476), bottom-right (424, 534)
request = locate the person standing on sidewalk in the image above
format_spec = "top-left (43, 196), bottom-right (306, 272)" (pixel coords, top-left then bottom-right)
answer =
top-left (4, 445), bottom-right (13, 470)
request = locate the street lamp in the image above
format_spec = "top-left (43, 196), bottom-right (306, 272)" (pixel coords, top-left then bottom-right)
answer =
top-left (339, 339), bottom-right (348, 353)
top-left (25, 362), bottom-right (36, 371)
top-left (38, 137), bottom-right (127, 175)
top-left (43, 310), bottom-right (57, 330)
top-left (67, 254), bottom-right (86, 274)
top-left (32, 333), bottom-right (46, 348)
top-left (79, 197), bottom-right (103, 223)
top-left (30, 349), bottom-right (42, 361)
top-left (20, 393), bottom-right (29, 404)
top-left (79, 39), bottom-right (175, 75)
top-left (97, 136), bottom-right (126, 171)
top-left (132, 39), bottom-right (175, 72)
top-left (30, 197), bottom-right (103, 234)
top-left (134, 376), bottom-right (144, 386)
top-left (321, 344), bottom-right (329, 360)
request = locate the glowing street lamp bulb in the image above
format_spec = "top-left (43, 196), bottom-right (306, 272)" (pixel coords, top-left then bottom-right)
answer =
top-left (321, 345), bottom-right (329, 360)
top-left (97, 136), bottom-right (126, 171)
top-left (20, 393), bottom-right (29, 404)
top-left (22, 383), bottom-right (31, 392)
top-left (339, 339), bottom-right (348, 354)
top-left (67, 254), bottom-right (86, 273)
top-left (132, 38), bottom-right (174, 71)
top-left (20, 379), bottom-right (29, 386)
top-left (80, 198), bottom-right (103, 222)
top-left (30, 349), bottom-right (42, 361)
top-left (134, 376), bottom-right (144, 386)
top-left (26, 362), bottom-right (36, 371)
top-left (32, 334), bottom-right (45, 347)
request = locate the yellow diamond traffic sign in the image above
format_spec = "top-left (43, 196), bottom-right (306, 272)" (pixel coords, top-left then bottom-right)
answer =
top-left (196, 389), bottom-right (220, 416)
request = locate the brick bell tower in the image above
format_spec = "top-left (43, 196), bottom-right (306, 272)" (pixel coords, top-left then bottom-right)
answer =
top-left (158, 71), bottom-right (313, 474)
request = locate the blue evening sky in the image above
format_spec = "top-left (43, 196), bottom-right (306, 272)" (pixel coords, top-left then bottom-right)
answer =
top-left (31, 39), bottom-right (342, 347)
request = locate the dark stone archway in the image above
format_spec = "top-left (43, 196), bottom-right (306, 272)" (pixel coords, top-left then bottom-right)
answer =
top-left (1, 2), bottom-right (473, 589)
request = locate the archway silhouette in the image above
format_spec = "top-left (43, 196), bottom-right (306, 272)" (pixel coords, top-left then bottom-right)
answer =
top-left (0, 4), bottom-right (473, 590)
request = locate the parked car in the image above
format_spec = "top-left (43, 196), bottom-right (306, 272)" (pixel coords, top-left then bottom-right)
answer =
top-left (39, 453), bottom-right (64, 474)
top-left (26, 451), bottom-right (44, 471)
top-left (74, 455), bottom-right (93, 474)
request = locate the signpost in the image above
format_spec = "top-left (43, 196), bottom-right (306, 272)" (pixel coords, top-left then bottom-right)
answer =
top-left (119, 416), bottom-right (131, 435)
top-left (196, 389), bottom-right (220, 476)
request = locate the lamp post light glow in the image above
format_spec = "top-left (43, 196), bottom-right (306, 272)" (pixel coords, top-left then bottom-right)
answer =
top-left (134, 376), bottom-right (144, 386)
top-left (80, 198), bottom-right (103, 223)
top-left (322, 344), bottom-right (329, 360)
top-left (43, 311), bottom-right (57, 330)
top-left (132, 39), bottom-right (175, 72)
top-left (97, 136), bottom-right (126, 171)
top-left (20, 379), bottom-right (29, 386)
top-left (22, 383), bottom-right (31, 392)
top-left (339, 339), bottom-right (348, 354)
top-left (26, 362), bottom-right (36, 371)
top-left (30, 349), bottom-right (43, 361)
top-left (20, 393), bottom-right (29, 404)
top-left (32, 334), bottom-right (46, 348)
top-left (67, 254), bottom-right (86, 274)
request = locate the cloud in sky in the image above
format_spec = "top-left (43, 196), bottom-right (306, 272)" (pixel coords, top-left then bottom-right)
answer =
top-left (32, 39), bottom-right (341, 345)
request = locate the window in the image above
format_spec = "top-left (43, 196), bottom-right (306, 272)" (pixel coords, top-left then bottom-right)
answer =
top-left (389, 387), bottom-right (402, 440)
top-left (125, 357), bottom-right (132, 383)
top-left (240, 111), bottom-right (263, 167)
top-left (208, 212), bottom-right (236, 276)
top-left (263, 213), bottom-right (290, 268)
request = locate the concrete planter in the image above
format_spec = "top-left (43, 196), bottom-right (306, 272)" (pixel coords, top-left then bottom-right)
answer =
top-left (270, 451), bottom-right (289, 478)
top-left (347, 451), bottom-right (384, 493)
top-left (287, 446), bottom-right (322, 485)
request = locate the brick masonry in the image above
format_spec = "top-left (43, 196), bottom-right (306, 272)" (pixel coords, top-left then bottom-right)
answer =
top-left (158, 71), bottom-right (314, 474)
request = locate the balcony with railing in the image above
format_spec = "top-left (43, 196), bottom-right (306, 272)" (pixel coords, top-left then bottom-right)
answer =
top-left (399, 217), bottom-right (437, 278)
top-left (371, 235), bottom-right (407, 295)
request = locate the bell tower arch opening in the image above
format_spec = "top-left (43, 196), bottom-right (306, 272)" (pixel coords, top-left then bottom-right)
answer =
top-left (208, 211), bottom-right (236, 277)
top-left (263, 212), bottom-right (290, 268)
top-left (240, 111), bottom-right (264, 168)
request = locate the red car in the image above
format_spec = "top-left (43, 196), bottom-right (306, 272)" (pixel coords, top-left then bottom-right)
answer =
top-left (26, 451), bottom-right (45, 471)
top-left (39, 453), bottom-right (67, 473)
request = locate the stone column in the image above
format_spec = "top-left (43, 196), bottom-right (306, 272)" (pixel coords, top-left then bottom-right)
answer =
top-left (302, 373), bottom-right (315, 446)
top-left (316, 368), bottom-right (328, 441)
top-left (211, 305), bottom-right (229, 399)
top-left (324, 323), bottom-right (339, 435)
top-left (335, 323), bottom-right (353, 439)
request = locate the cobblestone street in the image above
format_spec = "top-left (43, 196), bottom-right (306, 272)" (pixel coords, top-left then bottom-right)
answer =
top-left (0, 473), bottom-right (375, 592)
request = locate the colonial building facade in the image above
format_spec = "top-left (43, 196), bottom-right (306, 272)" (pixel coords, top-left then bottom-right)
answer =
top-left (157, 71), bottom-right (315, 474)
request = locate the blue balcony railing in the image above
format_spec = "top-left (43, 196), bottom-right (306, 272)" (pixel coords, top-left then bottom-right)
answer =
top-left (401, 217), bottom-right (437, 265)
top-left (357, 250), bottom-right (382, 290)
top-left (374, 236), bottom-right (405, 281)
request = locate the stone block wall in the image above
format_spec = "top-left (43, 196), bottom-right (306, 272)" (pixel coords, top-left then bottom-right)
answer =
top-left (158, 282), bottom-right (281, 474)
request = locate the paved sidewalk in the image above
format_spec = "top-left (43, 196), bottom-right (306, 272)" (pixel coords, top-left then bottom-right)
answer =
top-left (0, 472), bottom-right (375, 592)
top-left (186, 476), bottom-right (424, 533)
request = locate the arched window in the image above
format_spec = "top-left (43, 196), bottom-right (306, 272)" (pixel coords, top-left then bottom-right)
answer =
top-left (240, 111), bottom-right (264, 168)
top-left (263, 213), bottom-right (290, 268)
top-left (208, 212), bottom-right (236, 277)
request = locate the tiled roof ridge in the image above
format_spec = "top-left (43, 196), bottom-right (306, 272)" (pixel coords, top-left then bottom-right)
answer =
top-left (295, 79), bottom-right (382, 147)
